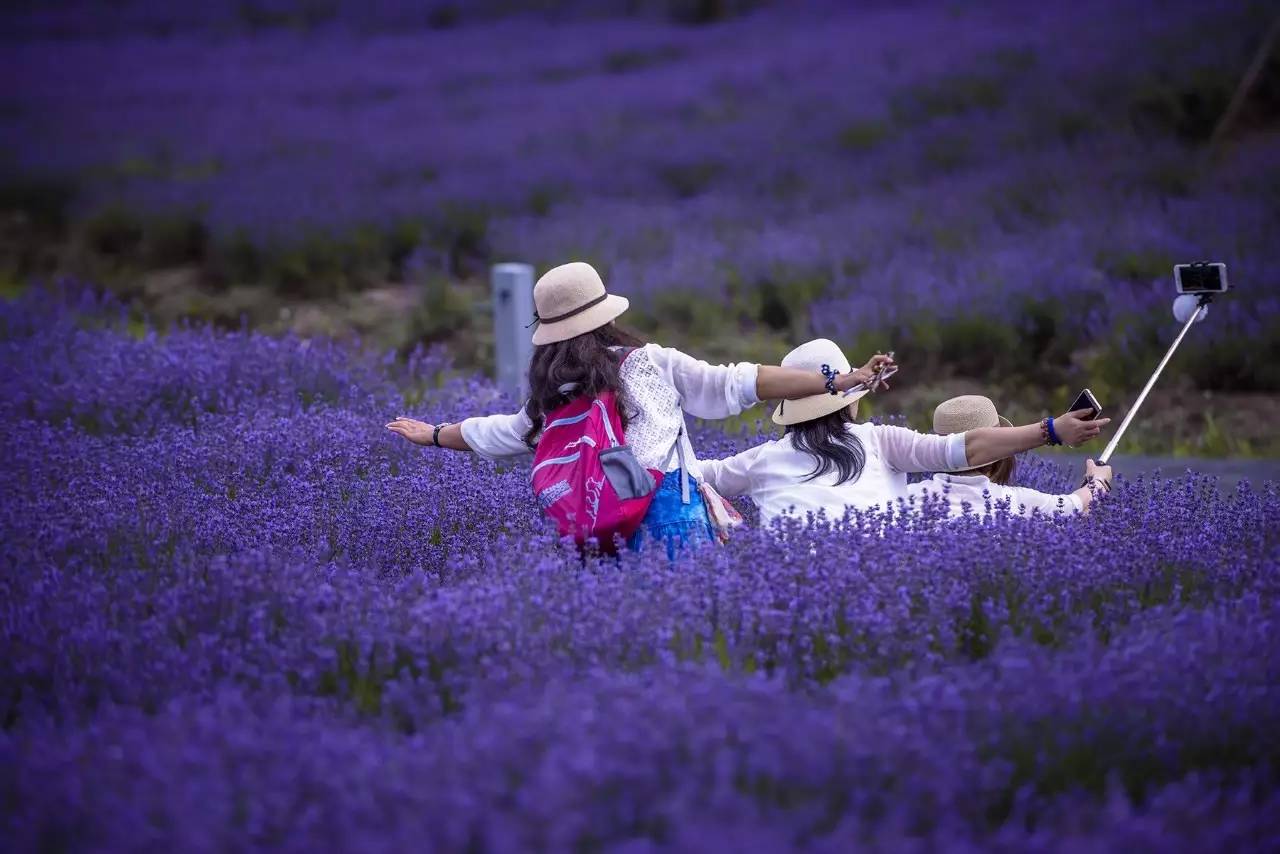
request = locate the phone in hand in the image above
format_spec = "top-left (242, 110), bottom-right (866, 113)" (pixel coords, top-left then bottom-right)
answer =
top-left (1068, 388), bottom-right (1102, 420)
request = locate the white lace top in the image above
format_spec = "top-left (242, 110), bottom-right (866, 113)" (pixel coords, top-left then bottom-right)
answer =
top-left (907, 473), bottom-right (1083, 519)
top-left (459, 344), bottom-right (760, 479)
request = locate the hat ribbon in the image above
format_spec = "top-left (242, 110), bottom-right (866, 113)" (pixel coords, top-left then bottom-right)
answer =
top-left (526, 292), bottom-right (609, 328)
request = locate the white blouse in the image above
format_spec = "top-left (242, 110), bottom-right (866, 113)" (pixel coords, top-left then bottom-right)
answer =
top-left (459, 344), bottom-right (760, 479)
top-left (907, 473), bottom-right (1083, 519)
top-left (700, 422), bottom-right (967, 525)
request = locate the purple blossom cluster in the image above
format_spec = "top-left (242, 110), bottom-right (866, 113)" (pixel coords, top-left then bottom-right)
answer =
top-left (4, 1), bottom-right (1277, 387)
top-left (3, 290), bottom-right (1278, 849)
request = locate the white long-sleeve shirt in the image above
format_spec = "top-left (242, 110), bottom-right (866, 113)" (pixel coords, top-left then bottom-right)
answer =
top-left (907, 473), bottom-right (1083, 519)
top-left (459, 344), bottom-right (759, 479)
top-left (699, 422), bottom-right (968, 525)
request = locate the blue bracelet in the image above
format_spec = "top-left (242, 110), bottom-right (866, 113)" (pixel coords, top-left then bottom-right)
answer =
top-left (1046, 416), bottom-right (1062, 446)
top-left (820, 364), bottom-right (839, 395)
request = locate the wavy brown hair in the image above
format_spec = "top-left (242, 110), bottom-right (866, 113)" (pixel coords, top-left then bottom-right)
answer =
top-left (971, 455), bottom-right (1015, 486)
top-left (522, 323), bottom-right (646, 447)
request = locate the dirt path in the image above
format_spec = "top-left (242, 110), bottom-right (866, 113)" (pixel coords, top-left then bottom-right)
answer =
top-left (1047, 453), bottom-right (1280, 491)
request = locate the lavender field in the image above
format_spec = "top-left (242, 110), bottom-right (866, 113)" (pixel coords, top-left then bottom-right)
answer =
top-left (3, 0), bottom-right (1279, 429)
top-left (3, 288), bottom-right (1280, 849)
top-left (4, 1), bottom-right (1280, 850)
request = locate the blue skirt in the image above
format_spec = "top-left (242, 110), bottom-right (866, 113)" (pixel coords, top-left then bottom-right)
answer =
top-left (627, 468), bottom-right (714, 559)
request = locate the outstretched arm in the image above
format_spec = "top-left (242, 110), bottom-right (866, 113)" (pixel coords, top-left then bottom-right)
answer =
top-left (385, 418), bottom-right (472, 451)
top-left (386, 409), bottom-right (534, 457)
top-left (963, 409), bottom-right (1111, 468)
top-left (755, 353), bottom-right (895, 400)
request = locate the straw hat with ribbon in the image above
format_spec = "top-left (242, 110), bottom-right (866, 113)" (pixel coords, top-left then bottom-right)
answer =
top-left (529, 262), bottom-right (630, 345)
top-left (772, 338), bottom-right (870, 426)
top-left (932, 395), bottom-right (1013, 471)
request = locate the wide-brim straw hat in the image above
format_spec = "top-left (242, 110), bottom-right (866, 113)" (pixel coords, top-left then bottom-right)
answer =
top-left (530, 261), bottom-right (630, 345)
top-left (771, 338), bottom-right (869, 426)
top-left (933, 395), bottom-right (1013, 472)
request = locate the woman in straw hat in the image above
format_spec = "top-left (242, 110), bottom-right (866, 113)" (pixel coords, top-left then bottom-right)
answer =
top-left (907, 395), bottom-right (1113, 518)
top-left (698, 339), bottom-right (1109, 527)
top-left (386, 262), bottom-right (892, 555)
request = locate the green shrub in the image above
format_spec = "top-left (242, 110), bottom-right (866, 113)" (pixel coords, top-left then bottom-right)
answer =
top-left (603, 45), bottom-right (684, 74)
top-left (837, 120), bottom-right (891, 152)
top-left (891, 72), bottom-right (1006, 124)
top-left (0, 176), bottom-right (76, 232)
top-left (144, 214), bottom-right (208, 266)
top-left (83, 207), bottom-right (145, 258)
top-left (921, 133), bottom-right (973, 174)
top-left (1095, 247), bottom-right (1174, 282)
top-left (656, 160), bottom-right (723, 198)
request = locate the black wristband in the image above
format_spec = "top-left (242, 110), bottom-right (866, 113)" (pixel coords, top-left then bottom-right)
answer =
top-left (432, 422), bottom-right (450, 447)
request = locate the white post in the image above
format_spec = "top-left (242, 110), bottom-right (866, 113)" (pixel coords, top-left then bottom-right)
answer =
top-left (491, 262), bottom-right (535, 399)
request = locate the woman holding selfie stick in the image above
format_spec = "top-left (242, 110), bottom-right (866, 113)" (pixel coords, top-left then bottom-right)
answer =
top-left (698, 339), bottom-right (1109, 527)
top-left (908, 396), bottom-right (1113, 518)
top-left (385, 263), bottom-right (893, 556)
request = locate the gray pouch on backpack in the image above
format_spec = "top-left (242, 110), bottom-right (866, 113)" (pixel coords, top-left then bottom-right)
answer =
top-left (599, 445), bottom-right (657, 500)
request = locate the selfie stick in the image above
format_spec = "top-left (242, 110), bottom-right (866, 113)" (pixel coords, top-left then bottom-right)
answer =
top-left (1098, 293), bottom-right (1213, 465)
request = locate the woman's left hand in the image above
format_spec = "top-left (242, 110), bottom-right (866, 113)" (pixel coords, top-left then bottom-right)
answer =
top-left (385, 416), bottom-right (434, 446)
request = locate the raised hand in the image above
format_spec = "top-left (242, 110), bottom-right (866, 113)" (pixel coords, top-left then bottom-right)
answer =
top-left (837, 352), bottom-right (897, 393)
top-left (1084, 458), bottom-right (1113, 489)
top-left (385, 416), bottom-right (434, 446)
top-left (1054, 409), bottom-right (1111, 447)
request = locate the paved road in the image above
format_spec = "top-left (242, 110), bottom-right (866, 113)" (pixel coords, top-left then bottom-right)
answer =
top-left (1046, 453), bottom-right (1280, 491)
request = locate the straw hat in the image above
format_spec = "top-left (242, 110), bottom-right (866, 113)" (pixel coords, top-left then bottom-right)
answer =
top-left (530, 262), bottom-right (630, 345)
top-left (933, 395), bottom-right (1013, 471)
top-left (772, 338), bottom-right (869, 426)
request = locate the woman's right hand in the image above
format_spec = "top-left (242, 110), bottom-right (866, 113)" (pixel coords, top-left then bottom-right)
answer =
top-left (1053, 409), bottom-right (1111, 447)
top-left (1084, 458), bottom-right (1113, 488)
top-left (385, 416), bottom-right (434, 446)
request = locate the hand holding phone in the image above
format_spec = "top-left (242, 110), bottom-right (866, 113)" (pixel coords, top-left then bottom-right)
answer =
top-left (1068, 388), bottom-right (1102, 421)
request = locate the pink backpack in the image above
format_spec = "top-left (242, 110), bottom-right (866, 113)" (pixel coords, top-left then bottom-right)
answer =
top-left (530, 388), bottom-right (665, 552)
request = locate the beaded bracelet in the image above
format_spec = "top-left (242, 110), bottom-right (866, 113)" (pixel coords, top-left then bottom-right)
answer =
top-left (820, 364), bottom-right (839, 396)
top-left (1041, 417), bottom-right (1062, 446)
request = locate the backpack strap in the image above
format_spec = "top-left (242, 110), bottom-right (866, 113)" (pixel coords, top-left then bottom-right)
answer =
top-left (660, 422), bottom-right (692, 505)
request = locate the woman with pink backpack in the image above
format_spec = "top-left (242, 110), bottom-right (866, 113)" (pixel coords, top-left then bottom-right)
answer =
top-left (385, 261), bottom-right (891, 556)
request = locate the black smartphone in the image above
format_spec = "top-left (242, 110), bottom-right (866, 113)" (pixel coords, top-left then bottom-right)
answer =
top-left (1068, 388), bottom-right (1102, 420)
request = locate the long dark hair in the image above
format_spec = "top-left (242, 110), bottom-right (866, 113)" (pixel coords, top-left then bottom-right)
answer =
top-left (785, 405), bottom-right (866, 484)
top-left (523, 323), bottom-right (645, 447)
top-left (972, 456), bottom-right (1015, 485)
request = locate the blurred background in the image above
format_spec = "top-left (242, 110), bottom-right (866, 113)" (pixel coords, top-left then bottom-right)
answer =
top-left (3, 0), bottom-right (1278, 456)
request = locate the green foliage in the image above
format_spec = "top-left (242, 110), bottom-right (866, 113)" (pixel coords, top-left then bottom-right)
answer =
top-left (656, 160), bottom-right (723, 198)
top-left (921, 132), bottom-right (973, 174)
top-left (602, 45), bottom-right (684, 74)
top-left (145, 214), bottom-right (208, 266)
top-left (665, 0), bottom-right (763, 26)
top-left (837, 120), bottom-right (891, 152)
top-left (0, 176), bottom-right (75, 232)
top-left (83, 206), bottom-right (146, 259)
top-left (237, 0), bottom-right (338, 33)
top-left (1095, 247), bottom-right (1174, 282)
top-left (892, 72), bottom-right (1007, 124)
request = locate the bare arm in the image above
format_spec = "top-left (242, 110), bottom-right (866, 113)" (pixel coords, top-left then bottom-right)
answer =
top-left (755, 353), bottom-right (895, 400)
top-left (385, 418), bottom-right (472, 450)
top-left (963, 409), bottom-right (1111, 468)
